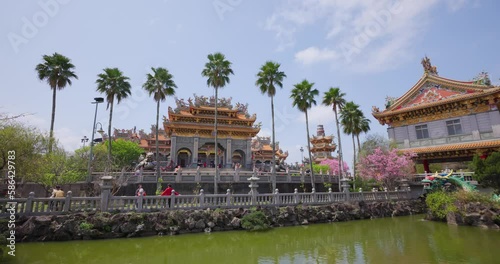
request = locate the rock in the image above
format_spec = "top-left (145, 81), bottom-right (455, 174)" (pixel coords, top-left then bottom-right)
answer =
top-left (301, 219), bottom-right (309, 225)
top-left (195, 219), bottom-right (205, 229)
top-left (230, 217), bottom-right (241, 227)
top-left (119, 222), bottom-right (137, 234)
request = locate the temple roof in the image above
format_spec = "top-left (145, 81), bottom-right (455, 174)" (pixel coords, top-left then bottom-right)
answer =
top-left (372, 72), bottom-right (500, 120)
top-left (374, 73), bottom-right (499, 116)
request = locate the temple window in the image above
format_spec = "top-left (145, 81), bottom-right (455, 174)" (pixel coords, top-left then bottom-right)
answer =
top-left (446, 119), bottom-right (462, 135)
top-left (415, 124), bottom-right (429, 139)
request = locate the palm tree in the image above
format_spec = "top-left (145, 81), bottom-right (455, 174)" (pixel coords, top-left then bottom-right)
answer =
top-left (256, 61), bottom-right (287, 192)
top-left (201, 52), bottom-right (234, 194)
top-left (340, 101), bottom-right (362, 179)
top-left (35, 53), bottom-right (78, 153)
top-left (143, 67), bottom-right (177, 180)
top-left (96, 68), bottom-right (131, 170)
top-left (290, 79), bottom-right (319, 190)
top-left (322, 87), bottom-right (346, 189)
top-left (354, 116), bottom-right (371, 155)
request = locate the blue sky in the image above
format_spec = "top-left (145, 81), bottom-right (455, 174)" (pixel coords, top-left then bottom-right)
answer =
top-left (1, 0), bottom-right (500, 170)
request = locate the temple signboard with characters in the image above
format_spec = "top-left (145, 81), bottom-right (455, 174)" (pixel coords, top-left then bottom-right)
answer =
top-left (372, 57), bottom-right (500, 172)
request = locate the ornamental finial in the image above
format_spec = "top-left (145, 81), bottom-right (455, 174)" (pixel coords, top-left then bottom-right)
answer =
top-left (421, 56), bottom-right (438, 75)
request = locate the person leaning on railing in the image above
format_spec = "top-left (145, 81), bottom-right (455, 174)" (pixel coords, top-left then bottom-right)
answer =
top-left (50, 185), bottom-right (65, 211)
top-left (161, 184), bottom-right (179, 208)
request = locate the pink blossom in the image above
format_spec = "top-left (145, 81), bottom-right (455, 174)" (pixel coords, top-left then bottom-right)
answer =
top-left (319, 159), bottom-right (350, 175)
top-left (356, 147), bottom-right (416, 189)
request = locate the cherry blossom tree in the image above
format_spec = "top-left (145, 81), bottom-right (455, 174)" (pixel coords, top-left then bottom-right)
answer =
top-left (320, 159), bottom-right (350, 176)
top-left (356, 147), bottom-right (416, 190)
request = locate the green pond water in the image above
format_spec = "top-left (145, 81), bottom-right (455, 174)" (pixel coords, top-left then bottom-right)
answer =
top-left (5, 215), bottom-right (500, 264)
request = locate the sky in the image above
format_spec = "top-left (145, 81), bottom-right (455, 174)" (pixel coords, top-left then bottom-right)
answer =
top-left (1, 0), bottom-right (500, 171)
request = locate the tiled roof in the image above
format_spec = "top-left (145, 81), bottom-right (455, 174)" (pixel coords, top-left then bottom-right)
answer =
top-left (405, 139), bottom-right (500, 154)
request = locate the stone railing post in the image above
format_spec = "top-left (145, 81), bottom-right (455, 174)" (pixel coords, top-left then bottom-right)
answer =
top-left (294, 188), bottom-right (299, 204)
top-left (63, 191), bottom-right (72, 212)
top-left (199, 189), bottom-right (205, 208)
top-left (175, 169), bottom-right (182, 183)
top-left (328, 188), bottom-right (333, 202)
top-left (100, 176), bottom-right (113, 212)
top-left (139, 167), bottom-right (144, 183)
top-left (312, 188), bottom-right (317, 203)
top-left (226, 189), bottom-right (232, 206)
top-left (136, 194), bottom-right (143, 212)
top-left (273, 189), bottom-right (280, 206)
top-left (195, 166), bottom-right (201, 182)
top-left (171, 189), bottom-right (176, 208)
top-left (235, 168), bottom-right (240, 182)
top-left (25, 192), bottom-right (34, 214)
top-left (248, 175), bottom-right (260, 206)
top-left (399, 178), bottom-right (409, 200)
top-left (341, 177), bottom-right (350, 202)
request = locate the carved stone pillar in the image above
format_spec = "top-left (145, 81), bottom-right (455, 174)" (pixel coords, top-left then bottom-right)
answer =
top-left (226, 138), bottom-right (232, 168)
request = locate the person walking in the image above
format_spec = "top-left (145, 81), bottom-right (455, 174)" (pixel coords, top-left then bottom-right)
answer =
top-left (161, 184), bottom-right (179, 208)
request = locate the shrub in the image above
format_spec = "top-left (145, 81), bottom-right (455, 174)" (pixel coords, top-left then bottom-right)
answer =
top-left (425, 191), bottom-right (457, 220)
top-left (453, 190), bottom-right (499, 208)
top-left (241, 211), bottom-right (271, 231)
top-left (79, 221), bottom-right (94, 231)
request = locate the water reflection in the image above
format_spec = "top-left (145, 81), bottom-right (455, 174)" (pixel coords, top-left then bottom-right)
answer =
top-left (9, 215), bottom-right (500, 264)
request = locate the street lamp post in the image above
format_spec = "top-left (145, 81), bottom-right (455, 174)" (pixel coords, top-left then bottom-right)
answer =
top-left (87, 97), bottom-right (104, 183)
top-left (300, 147), bottom-right (304, 165)
top-left (81, 136), bottom-right (89, 148)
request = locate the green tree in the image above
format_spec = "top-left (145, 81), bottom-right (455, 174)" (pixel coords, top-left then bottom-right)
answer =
top-left (322, 87), bottom-right (347, 189)
top-left (290, 79), bottom-right (319, 189)
top-left (353, 116), bottom-right (371, 154)
top-left (96, 68), bottom-right (132, 170)
top-left (471, 152), bottom-right (500, 192)
top-left (201, 52), bottom-right (234, 194)
top-left (340, 101), bottom-right (361, 177)
top-left (0, 121), bottom-right (46, 181)
top-left (143, 67), bottom-right (177, 179)
top-left (82, 139), bottom-right (143, 171)
top-left (256, 61), bottom-right (286, 192)
top-left (35, 53), bottom-right (78, 153)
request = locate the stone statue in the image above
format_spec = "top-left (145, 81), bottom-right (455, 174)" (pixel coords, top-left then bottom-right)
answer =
top-left (372, 106), bottom-right (380, 112)
top-left (135, 152), bottom-right (157, 171)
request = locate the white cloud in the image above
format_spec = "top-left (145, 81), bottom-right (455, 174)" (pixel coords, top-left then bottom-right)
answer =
top-left (296, 105), bottom-right (335, 125)
top-left (294, 47), bottom-right (339, 65)
top-left (267, 0), bottom-right (473, 72)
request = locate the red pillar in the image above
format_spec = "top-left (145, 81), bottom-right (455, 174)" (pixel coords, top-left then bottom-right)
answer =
top-left (423, 160), bottom-right (430, 173)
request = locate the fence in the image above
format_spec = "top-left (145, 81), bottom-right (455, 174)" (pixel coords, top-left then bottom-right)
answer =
top-left (90, 168), bottom-right (339, 185)
top-left (0, 176), bottom-right (418, 217)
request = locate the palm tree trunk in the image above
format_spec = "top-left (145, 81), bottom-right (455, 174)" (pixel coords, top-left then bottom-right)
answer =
top-left (356, 134), bottom-right (361, 156)
top-left (156, 100), bottom-right (160, 181)
top-left (271, 95), bottom-right (276, 192)
top-left (305, 110), bottom-right (315, 190)
top-left (214, 87), bottom-right (219, 194)
top-left (334, 107), bottom-right (343, 190)
top-left (108, 99), bottom-right (114, 172)
top-left (49, 88), bottom-right (57, 153)
top-left (352, 134), bottom-right (356, 180)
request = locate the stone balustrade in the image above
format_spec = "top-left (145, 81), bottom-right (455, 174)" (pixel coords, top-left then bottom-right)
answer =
top-left (0, 176), bottom-right (420, 217)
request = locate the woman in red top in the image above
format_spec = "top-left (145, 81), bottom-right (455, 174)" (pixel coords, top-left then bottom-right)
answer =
top-left (161, 184), bottom-right (179, 208)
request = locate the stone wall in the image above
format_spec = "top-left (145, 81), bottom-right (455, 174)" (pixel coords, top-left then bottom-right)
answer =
top-left (6, 199), bottom-right (426, 242)
top-left (426, 201), bottom-right (500, 229)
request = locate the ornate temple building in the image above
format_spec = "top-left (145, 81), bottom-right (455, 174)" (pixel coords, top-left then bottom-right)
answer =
top-left (251, 136), bottom-right (289, 171)
top-left (309, 125), bottom-right (337, 163)
top-left (113, 127), bottom-right (171, 160)
top-left (163, 94), bottom-right (261, 169)
top-left (372, 57), bottom-right (500, 172)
